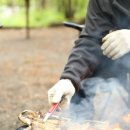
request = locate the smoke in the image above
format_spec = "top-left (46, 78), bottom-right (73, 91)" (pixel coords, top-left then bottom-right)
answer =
top-left (60, 20), bottom-right (130, 129)
top-left (56, 51), bottom-right (130, 129)
top-left (60, 77), bottom-right (130, 129)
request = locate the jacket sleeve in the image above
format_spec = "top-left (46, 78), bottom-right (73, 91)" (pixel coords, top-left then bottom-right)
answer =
top-left (60, 0), bottom-right (113, 91)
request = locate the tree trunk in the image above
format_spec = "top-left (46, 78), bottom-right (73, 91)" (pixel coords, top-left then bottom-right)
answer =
top-left (37, 0), bottom-right (46, 8)
top-left (63, 0), bottom-right (74, 19)
top-left (25, 0), bottom-right (30, 39)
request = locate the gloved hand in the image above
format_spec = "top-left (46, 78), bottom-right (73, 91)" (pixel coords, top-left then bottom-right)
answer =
top-left (101, 29), bottom-right (130, 60)
top-left (48, 79), bottom-right (75, 110)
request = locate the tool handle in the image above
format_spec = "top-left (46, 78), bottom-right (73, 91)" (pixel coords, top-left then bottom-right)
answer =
top-left (48, 103), bottom-right (59, 113)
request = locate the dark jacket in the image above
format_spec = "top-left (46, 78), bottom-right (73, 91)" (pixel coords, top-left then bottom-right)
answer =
top-left (60, 0), bottom-right (130, 91)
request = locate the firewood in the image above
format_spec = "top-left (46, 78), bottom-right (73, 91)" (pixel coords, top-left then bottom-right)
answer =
top-left (18, 110), bottom-right (109, 130)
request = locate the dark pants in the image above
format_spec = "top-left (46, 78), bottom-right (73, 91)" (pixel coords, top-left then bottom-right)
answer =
top-left (69, 77), bottom-right (130, 124)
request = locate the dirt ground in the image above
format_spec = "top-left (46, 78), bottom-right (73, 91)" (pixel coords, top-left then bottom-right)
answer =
top-left (0, 27), bottom-right (78, 130)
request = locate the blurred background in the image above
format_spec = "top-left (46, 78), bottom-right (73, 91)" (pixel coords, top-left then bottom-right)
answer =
top-left (0, 0), bottom-right (88, 130)
top-left (0, 0), bottom-right (88, 27)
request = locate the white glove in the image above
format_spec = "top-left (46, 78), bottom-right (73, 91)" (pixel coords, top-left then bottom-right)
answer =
top-left (101, 29), bottom-right (130, 60)
top-left (48, 79), bottom-right (75, 110)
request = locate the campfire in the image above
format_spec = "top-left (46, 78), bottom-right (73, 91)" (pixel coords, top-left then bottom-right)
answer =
top-left (17, 110), bottom-right (108, 130)
top-left (107, 113), bottom-right (130, 130)
top-left (17, 110), bottom-right (130, 130)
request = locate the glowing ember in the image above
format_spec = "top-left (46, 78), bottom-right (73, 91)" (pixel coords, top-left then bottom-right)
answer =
top-left (17, 110), bottom-right (130, 130)
top-left (110, 123), bottom-right (122, 130)
top-left (123, 114), bottom-right (130, 123)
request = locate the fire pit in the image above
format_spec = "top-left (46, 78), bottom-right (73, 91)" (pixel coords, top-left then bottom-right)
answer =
top-left (16, 110), bottom-right (109, 130)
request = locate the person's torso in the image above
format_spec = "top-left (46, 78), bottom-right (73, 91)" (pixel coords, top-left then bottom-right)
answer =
top-left (94, 0), bottom-right (130, 83)
top-left (100, 0), bottom-right (130, 29)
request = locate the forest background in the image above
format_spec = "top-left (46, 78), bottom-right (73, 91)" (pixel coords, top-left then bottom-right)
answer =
top-left (0, 0), bottom-right (89, 28)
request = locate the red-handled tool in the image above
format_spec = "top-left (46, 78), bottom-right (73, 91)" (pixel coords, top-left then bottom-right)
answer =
top-left (43, 103), bottom-right (59, 122)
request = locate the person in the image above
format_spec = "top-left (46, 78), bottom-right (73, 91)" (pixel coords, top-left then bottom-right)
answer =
top-left (48, 0), bottom-right (130, 123)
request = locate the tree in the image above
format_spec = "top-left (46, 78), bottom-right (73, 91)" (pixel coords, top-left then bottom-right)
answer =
top-left (54, 0), bottom-right (89, 20)
top-left (37, 0), bottom-right (46, 8)
top-left (25, 0), bottom-right (30, 39)
top-left (58, 0), bottom-right (75, 19)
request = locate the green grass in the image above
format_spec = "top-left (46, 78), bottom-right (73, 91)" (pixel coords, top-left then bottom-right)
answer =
top-left (29, 8), bottom-right (66, 27)
top-left (0, 9), bottom-right (26, 27)
top-left (74, 7), bottom-right (87, 22)
top-left (0, 7), bottom-right (86, 28)
top-left (0, 8), bottom-right (66, 28)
